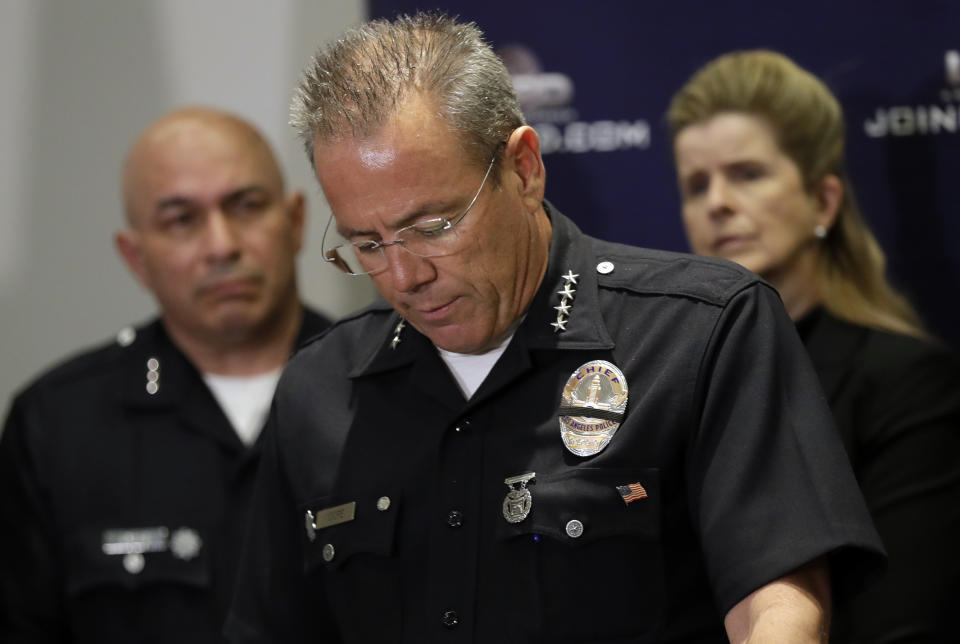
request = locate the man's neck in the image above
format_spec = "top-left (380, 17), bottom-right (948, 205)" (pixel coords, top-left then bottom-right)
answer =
top-left (522, 206), bottom-right (554, 313)
top-left (164, 301), bottom-right (303, 376)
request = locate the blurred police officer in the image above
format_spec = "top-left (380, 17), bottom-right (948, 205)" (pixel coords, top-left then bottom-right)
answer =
top-left (227, 14), bottom-right (884, 643)
top-left (0, 107), bottom-right (330, 642)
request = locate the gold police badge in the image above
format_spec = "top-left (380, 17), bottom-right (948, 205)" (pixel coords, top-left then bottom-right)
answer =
top-left (559, 360), bottom-right (628, 456)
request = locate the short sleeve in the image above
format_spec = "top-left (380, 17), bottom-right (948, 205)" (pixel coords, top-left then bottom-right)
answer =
top-left (687, 284), bottom-right (886, 614)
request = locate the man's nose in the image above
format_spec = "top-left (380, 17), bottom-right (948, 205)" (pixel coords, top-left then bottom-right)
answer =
top-left (383, 244), bottom-right (434, 293)
top-left (203, 211), bottom-right (242, 261)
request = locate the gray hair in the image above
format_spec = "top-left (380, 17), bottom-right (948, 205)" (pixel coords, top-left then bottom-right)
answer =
top-left (290, 12), bottom-right (524, 176)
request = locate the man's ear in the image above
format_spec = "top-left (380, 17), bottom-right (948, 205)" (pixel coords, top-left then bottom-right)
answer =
top-left (504, 126), bottom-right (546, 211)
top-left (286, 191), bottom-right (306, 253)
top-left (115, 228), bottom-right (152, 290)
top-left (815, 174), bottom-right (843, 231)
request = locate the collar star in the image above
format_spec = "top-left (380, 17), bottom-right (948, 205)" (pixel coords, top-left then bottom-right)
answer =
top-left (549, 268), bottom-right (579, 334)
top-left (390, 319), bottom-right (406, 350)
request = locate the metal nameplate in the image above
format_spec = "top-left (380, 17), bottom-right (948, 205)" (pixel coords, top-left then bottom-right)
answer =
top-left (311, 501), bottom-right (357, 530)
top-left (102, 527), bottom-right (169, 555)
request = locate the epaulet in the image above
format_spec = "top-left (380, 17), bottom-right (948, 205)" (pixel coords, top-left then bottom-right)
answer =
top-left (293, 299), bottom-right (394, 354)
top-left (20, 323), bottom-right (145, 394)
top-left (590, 242), bottom-right (764, 307)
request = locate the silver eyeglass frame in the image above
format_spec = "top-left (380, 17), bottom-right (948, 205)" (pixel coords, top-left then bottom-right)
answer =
top-left (321, 152), bottom-right (498, 276)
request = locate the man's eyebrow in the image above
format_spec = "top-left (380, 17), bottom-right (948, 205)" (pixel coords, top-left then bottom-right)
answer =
top-left (229, 184), bottom-right (269, 196)
top-left (154, 185), bottom-right (270, 213)
top-left (222, 185), bottom-right (270, 204)
top-left (155, 196), bottom-right (194, 213)
top-left (337, 197), bottom-right (462, 238)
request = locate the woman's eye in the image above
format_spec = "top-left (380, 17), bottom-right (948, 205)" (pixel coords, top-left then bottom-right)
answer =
top-left (684, 176), bottom-right (708, 197)
top-left (732, 164), bottom-right (764, 181)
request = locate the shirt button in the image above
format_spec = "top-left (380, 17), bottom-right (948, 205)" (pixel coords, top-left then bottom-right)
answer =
top-left (376, 496), bottom-right (391, 511)
top-left (322, 543), bottom-right (335, 562)
top-left (565, 519), bottom-right (584, 538)
top-left (123, 552), bottom-right (145, 574)
top-left (446, 510), bottom-right (464, 528)
top-left (596, 260), bottom-right (615, 274)
top-left (440, 609), bottom-right (460, 628)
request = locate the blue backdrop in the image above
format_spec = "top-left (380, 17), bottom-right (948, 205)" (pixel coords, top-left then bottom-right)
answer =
top-left (369, 0), bottom-right (960, 350)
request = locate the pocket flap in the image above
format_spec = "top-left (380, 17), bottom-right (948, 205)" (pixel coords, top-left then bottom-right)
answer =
top-left (495, 467), bottom-right (660, 544)
top-left (65, 524), bottom-right (209, 595)
top-left (302, 490), bottom-right (400, 571)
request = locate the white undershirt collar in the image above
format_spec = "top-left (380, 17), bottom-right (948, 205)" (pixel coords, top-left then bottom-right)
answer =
top-left (202, 368), bottom-right (283, 446)
top-left (437, 333), bottom-right (514, 399)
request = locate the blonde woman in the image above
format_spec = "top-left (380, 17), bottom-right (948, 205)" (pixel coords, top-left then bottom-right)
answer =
top-left (669, 50), bottom-right (960, 642)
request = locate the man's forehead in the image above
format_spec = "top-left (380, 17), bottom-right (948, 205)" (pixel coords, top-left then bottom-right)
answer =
top-left (143, 118), bottom-right (262, 166)
top-left (127, 120), bottom-right (281, 201)
top-left (314, 93), bottom-right (463, 165)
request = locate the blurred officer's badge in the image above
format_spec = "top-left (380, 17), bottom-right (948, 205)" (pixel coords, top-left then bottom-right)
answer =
top-left (169, 527), bottom-right (202, 561)
top-left (502, 472), bottom-right (535, 523)
top-left (559, 360), bottom-right (628, 456)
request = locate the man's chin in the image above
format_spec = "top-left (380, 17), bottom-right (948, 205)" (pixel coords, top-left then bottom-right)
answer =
top-left (208, 307), bottom-right (265, 340)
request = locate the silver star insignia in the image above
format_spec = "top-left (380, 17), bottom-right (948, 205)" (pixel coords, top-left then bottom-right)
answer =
top-left (551, 317), bottom-right (568, 332)
top-left (554, 300), bottom-right (572, 315)
top-left (562, 270), bottom-right (580, 284)
top-left (557, 284), bottom-right (576, 300)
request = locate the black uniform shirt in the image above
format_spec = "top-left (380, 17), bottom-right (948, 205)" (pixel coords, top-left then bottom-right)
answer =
top-left (227, 207), bottom-right (883, 643)
top-left (0, 308), bottom-right (330, 644)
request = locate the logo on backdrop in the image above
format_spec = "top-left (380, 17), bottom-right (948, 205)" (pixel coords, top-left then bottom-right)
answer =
top-left (497, 44), bottom-right (650, 155)
top-left (863, 49), bottom-right (960, 138)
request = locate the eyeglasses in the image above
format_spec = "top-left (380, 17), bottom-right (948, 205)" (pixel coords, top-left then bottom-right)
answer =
top-left (321, 153), bottom-right (498, 276)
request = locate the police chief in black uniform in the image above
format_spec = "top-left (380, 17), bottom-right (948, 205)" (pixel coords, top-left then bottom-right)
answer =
top-left (226, 14), bottom-right (884, 643)
top-left (0, 107), bottom-right (330, 642)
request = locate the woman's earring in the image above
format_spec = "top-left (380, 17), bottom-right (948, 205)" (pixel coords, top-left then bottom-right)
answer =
top-left (814, 224), bottom-right (828, 239)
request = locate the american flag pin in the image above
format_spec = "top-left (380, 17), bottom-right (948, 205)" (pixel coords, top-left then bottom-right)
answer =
top-left (616, 482), bottom-right (648, 505)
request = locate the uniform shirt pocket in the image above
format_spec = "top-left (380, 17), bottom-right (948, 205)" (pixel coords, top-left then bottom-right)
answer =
top-left (301, 490), bottom-right (402, 642)
top-left (495, 467), bottom-right (664, 642)
top-left (62, 523), bottom-right (215, 643)
top-left (65, 524), bottom-right (209, 595)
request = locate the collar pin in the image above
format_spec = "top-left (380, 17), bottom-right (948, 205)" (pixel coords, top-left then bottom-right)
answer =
top-left (390, 318), bottom-right (406, 350)
top-left (145, 357), bottom-right (160, 395)
top-left (550, 269), bottom-right (578, 333)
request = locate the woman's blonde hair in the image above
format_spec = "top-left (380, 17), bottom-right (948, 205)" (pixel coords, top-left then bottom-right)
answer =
top-left (667, 50), bottom-right (925, 337)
